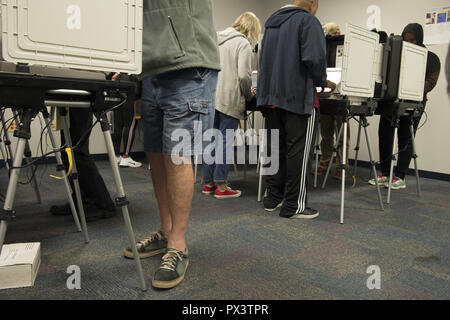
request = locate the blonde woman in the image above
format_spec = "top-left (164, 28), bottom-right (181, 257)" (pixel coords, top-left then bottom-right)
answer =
top-left (202, 12), bottom-right (261, 199)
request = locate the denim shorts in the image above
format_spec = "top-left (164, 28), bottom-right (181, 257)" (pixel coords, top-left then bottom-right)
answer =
top-left (141, 68), bottom-right (218, 156)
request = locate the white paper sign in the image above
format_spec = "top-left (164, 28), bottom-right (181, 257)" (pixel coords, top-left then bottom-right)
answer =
top-left (424, 7), bottom-right (450, 45)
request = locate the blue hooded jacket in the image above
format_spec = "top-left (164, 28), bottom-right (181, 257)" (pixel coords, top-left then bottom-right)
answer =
top-left (256, 6), bottom-right (327, 115)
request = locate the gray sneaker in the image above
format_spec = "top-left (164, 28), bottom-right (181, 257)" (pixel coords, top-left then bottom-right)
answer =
top-left (152, 248), bottom-right (189, 289)
top-left (124, 230), bottom-right (168, 259)
top-left (368, 174), bottom-right (389, 187)
top-left (386, 177), bottom-right (406, 190)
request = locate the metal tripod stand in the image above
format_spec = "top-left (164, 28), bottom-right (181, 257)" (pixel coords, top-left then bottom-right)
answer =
top-left (320, 108), bottom-right (385, 224)
top-left (0, 101), bottom-right (147, 291)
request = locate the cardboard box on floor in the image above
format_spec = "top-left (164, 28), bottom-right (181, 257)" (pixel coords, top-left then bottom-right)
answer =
top-left (0, 243), bottom-right (41, 290)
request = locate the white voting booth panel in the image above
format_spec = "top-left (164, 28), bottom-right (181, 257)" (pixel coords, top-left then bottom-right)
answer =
top-left (340, 24), bottom-right (379, 99)
top-left (398, 42), bottom-right (428, 102)
top-left (0, 0), bottom-right (143, 74)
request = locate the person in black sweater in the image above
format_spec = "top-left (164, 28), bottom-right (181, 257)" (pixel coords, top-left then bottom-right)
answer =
top-left (50, 107), bottom-right (117, 221)
top-left (370, 23), bottom-right (441, 190)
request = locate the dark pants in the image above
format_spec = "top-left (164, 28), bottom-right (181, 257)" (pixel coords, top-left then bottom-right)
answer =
top-left (112, 102), bottom-right (137, 156)
top-left (378, 108), bottom-right (422, 180)
top-left (60, 108), bottom-right (115, 210)
top-left (265, 107), bottom-right (318, 215)
top-left (202, 110), bottom-right (240, 183)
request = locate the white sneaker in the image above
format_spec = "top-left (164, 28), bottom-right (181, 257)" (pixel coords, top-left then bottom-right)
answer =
top-left (119, 156), bottom-right (142, 168)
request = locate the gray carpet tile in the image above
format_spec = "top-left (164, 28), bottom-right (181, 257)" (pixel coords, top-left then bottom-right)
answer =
top-left (0, 160), bottom-right (449, 300)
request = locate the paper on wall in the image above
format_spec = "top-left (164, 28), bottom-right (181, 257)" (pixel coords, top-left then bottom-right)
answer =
top-left (424, 7), bottom-right (450, 45)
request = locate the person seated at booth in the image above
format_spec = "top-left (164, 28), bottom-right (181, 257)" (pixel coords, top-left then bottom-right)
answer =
top-left (50, 107), bottom-right (117, 221)
top-left (201, 12), bottom-right (260, 199)
top-left (370, 23), bottom-right (441, 190)
top-left (316, 22), bottom-right (350, 180)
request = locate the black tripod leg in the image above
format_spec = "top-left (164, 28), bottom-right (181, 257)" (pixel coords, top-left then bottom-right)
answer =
top-left (24, 141), bottom-right (41, 203)
top-left (409, 116), bottom-right (421, 197)
top-left (353, 117), bottom-right (363, 179)
top-left (361, 116), bottom-right (384, 211)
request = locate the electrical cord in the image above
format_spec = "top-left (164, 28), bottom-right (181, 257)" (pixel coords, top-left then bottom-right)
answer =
top-left (8, 94), bottom-right (128, 171)
top-left (37, 116), bottom-right (52, 187)
top-left (0, 112), bottom-right (20, 171)
top-left (17, 113), bottom-right (52, 185)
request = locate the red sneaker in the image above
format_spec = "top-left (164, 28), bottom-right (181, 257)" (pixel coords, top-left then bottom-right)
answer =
top-left (333, 170), bottom-right (342, 180)
top-left (214, 187), bottom-right (242, 199)
top-left (202, 185), bottom-right (217, 195)
top-left (312, 166), bottom-right (326, 175)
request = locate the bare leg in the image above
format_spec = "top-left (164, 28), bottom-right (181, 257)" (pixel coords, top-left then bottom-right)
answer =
top-left (163, 155), bottom-right (193, 251)
top-left (147, 152), bottom-right (193, 252)
top-left (216, 182), bottom-right (228, 191)
top-left (147, 152), bottom-right (172, 237)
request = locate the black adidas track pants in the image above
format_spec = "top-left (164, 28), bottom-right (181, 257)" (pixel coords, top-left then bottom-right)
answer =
top-left (265, 107), bottom-right (318, 215)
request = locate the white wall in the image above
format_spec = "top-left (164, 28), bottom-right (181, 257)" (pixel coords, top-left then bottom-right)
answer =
top-left (212, 0), bottom-right (268, 31)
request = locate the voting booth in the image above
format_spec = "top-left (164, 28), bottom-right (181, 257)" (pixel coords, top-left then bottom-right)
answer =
top-left (316, 24), bottom-right (384, 224)
top-left (0, 0), bottom-right (142, 74)
top-left (0, 0), bottom-right (147, 291)
top-left (377, 35), bottom-right (428, 203)
top-left (317, 23), bottom-right (429, 222)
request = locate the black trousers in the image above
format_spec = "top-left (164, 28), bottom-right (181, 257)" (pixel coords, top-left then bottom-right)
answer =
top-left (112, 102), bottom-right (136, 156)
top-left (378, 106), bottom-right (422, 180)
top-left (265, 107), bottom-right (318, 214)
top-left (60, 108), bottom-right (115, 210)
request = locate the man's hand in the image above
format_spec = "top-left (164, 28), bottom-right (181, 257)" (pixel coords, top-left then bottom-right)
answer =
top-left (251, 86), bottom-right (257, 96)
top-left (112, 73), bottom-right (120, 81)
top-left (321, 80), bottom-right (336, 93)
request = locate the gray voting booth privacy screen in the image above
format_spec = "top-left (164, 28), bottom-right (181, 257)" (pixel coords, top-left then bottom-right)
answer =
top-left (0, 0), bottom-right (143, 74)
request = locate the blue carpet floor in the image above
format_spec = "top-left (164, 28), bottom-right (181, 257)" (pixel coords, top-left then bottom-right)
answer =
top-left (0, 160), bottom-right (449, 300)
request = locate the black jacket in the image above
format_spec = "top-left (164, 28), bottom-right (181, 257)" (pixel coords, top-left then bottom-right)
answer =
top-left (256, 6), bottom-right (327, 115)
top-left (402, 23), bottom-right (441, 100)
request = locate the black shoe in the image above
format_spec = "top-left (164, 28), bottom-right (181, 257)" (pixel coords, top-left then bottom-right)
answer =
top-left (263, 197), bottom-right (283, 212)
top-left (51, 202), bottom-right (117, 221)
top-left (50, 203), bottom-right (73, 216)
top-left (84, 208), bottom-right (117, 222)
top-left (280, 207), bottom-right (319, 219)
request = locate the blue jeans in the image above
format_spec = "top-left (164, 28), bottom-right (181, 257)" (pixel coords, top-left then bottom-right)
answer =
top-left (202, 110), bottom-right (240, 183)
top-left (141, 68), bottom-right (218, 156)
